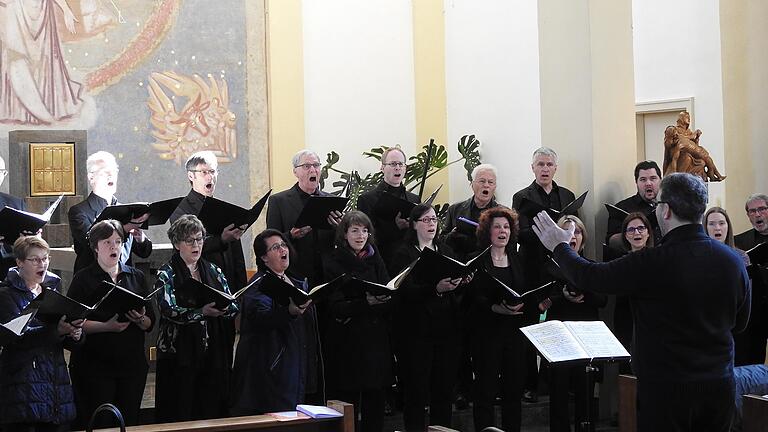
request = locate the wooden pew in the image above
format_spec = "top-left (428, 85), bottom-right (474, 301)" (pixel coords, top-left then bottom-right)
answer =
top-left (91, 401), bottom-right (354, 432)
top-left (617, 374), bottom-right (636, 432)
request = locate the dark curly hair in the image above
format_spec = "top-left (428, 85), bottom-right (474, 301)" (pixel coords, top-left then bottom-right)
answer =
top-left (476, 206), bottom-right (519, 255)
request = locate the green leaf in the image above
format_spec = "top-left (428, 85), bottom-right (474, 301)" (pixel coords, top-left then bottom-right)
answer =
top-left (458, 134), bottom-right (481, 182)
top-left (320, 151), bottom-right (342, 189)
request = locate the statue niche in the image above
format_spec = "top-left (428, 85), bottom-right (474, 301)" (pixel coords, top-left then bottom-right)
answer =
top-left (662, 111), bottom-right (726, 182)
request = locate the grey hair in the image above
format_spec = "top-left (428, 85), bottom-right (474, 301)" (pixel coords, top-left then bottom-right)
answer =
top-left (185, 151), bottom-right (218, 171)
top-left (745, 193), bottom-right (768, 212)
top-left (291, 149), bottom-right (321, 169)
top-left (471, 163), bottom-right (498, 181)
top-left (659, 173), bottom-right (708, 223)
top-left (532, 147), bottom-right (558, 164)
top-left (86, 151), bottom-right (118, 174)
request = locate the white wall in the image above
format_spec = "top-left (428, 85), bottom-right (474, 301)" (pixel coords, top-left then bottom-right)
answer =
top-left (632, 0), bottom-right (727, 206)
top-left (302, 0), bottom-right (417, 186)
top-left (444, 0), bottom-right (542, 205)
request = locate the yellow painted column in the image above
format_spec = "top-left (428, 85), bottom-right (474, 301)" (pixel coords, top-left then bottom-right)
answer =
top-left (266, 0), bottom-right (305, 191)
top-left (412, 0), bottom-right (450, 202)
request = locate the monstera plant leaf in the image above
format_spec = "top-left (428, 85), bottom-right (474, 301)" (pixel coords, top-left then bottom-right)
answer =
top-left (362, 146), bottom-right (388, 162)
top-left (404, 143), bottom-right (449, 190)
top-left (320, 151), bottom-right (341, 190)
top-left (458, 134), bottom-right (482, 182)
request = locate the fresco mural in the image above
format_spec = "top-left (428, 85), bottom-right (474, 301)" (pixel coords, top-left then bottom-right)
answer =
top-left (0, 0), bottom-right (252, 241)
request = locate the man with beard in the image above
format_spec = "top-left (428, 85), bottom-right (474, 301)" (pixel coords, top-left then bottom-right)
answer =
top-left (357, 146), bottom-right (419, 271)
top-left (69, 151), bottom-right (152, 273)
top-left (0, 156), bottom-right (27, 280)
top-left (531, 173), bottom-right (750, 432)
top-left (605, 161), bottom-right (662, 245)
top-left (266, 150), bottom-right (342, 286)
top-left (170, 151), bottom-right (247, 291)
top-left (733, 193), bottom-right (768, 365)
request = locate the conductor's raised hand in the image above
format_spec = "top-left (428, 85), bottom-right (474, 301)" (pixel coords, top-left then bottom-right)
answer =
top-left (531, 211), bottom-right (574, 252)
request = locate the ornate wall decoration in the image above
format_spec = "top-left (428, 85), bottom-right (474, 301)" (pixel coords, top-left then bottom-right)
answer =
top-left (147, 71), bottom-right (237, 165)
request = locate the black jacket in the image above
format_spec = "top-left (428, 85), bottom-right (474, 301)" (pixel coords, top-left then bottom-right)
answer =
top-left (68, 192), bottom-right (153, 274)
top-left (322, 246), bottom-right (392, 391)
top-left (170, 189), bottom-right (247, 291)
top-left (552, 224), bottom-right (751, 383)
top-left (357, 181), bottom-right (419, 269)
top-left (389, 241), bottom-right (466, 340)
top-left (0, 192), bottom-right (26, 281)
top-left (733, 228), bottom-right (768, 365)
top-left (439, 196), bottom-right (499, 261)
top-left (0, 270), bottom-right (81, 425)
top-left (605, 193), bottom-right (661, 244)
top-left (266, 183), bottom-right (335, 286)
top-left (231, 271), bottom-right (319, 415)
top-left (512, 181), bottom-right (576, 289)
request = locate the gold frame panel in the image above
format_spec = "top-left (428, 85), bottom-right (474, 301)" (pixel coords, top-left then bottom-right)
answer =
top-left (29, 143), bottom-right (76, 196)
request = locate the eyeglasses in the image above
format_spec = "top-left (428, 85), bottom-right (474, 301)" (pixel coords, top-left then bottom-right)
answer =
top-left (383, 162), bottom-right (405, 168)
top-left (294, 163), bottom-right (321, 170)
top-left (189, 169), bottom-right (218, 176)
top-left (183, 236), bottom-right (207, 246)
top-left (747, 206), bottom-right (768, 216)
top-left (267, 241), bottom-right (289, 253)
top-left (25, 256), bottom-right (50, 265)
top-left (625, 226), bottom-right (647, 234)
top-left (417, 216), bottom-right (438, 224)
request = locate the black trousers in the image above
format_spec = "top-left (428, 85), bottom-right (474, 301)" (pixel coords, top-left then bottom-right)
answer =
top-left (401, 336), bottom-right (461, 431)
top-left (336, 389), bottom-right (385, 432)
top-left (637, 376), bottom-right (735, 432)
top-left (548, 364), bottom-right (598, 432)
top-left (71, 369), bottom-right (147, 429)
top-left (471, 331), bottom-right (526, 432)
top-left (155, 358), bottom-right (231, 423)
top-left (1, 424), bottom-right (68, 432)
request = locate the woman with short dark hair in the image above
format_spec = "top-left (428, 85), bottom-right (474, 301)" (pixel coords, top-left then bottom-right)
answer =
top-left (230, 229), bottom-right (320, 415)
top-left (0, 236), bottom-right (83, 432)
top-left (154, 215), bottom-right (239, 422)
top-left (67, 219), bottom-right (155, 428)
top-left (323, 211), bottom-right (391, 432)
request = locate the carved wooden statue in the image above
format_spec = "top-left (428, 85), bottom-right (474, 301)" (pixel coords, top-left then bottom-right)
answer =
top-left (662, 112), bottom-right (726, 182)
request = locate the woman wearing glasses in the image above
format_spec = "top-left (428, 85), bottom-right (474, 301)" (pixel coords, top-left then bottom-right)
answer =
top-left (230, 229), bottom-right (319, 416)
top-left (66, 220), bottom-right (155, 428)
top-left (545, 215), bottom-right (607, 432)
top-left (0, 236), bottom-right (83, 432)
top-left (323, 211), bottom-right (392, 432)
top-left (621, 212), bottom-right (654, 253)
top-left (389, 204), bottom-right (467, 431)
top-left (154, 215), bottom-right (239, 422)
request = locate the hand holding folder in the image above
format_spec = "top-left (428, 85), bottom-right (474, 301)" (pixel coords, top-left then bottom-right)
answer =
top-left (293, 196), bottom-right (349, 230)
top-left (0, 195), bottom-right (63, 241)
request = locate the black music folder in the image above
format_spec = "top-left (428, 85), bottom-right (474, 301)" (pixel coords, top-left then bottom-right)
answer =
top-left (0, 195), bottom-right (63, 241)
top-left (24, 288), bottom-right (107, 323)
top-left (371, 185), bottom-right (441, 221)
top-left (293, 196), bottom-right (349, 230)
top-left (89, 281), bottom-right (162, 321)
top-left (173, 275), bottom-right (262, 310)
top-left (197, 190), bottom-right (272, 235)
top-left (0, 310), bottom-right (37, 346)
top-left (746, 242), bottom-right (768, 266)
top-left (403, 246), bottom-right (490, 288)
top-left (94, 197), bottom-right (184, 229)
top-left (260, 273), bottom-right (345, 306)
top-left (519, 191), bottom-right (588, 221)
top-left (455, 216), bottom-right (479, 235)
top-left (474, 270), bottom-right (559, 304)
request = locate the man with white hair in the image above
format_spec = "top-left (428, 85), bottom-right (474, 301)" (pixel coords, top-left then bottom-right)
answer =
top-left (0, 155), bottom-right (28, 279)
top-left (440, 163), bottom-right (500, 261)
top-left (68, 151), bottom-right (152, 273)
top-left (266, 149), bottom-right (342, 286)
top-left (170, 151), bottom-right (247, 291)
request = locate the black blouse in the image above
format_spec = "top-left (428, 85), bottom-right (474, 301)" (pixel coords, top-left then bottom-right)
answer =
top-left (67, 262), bottom-right (155, 376)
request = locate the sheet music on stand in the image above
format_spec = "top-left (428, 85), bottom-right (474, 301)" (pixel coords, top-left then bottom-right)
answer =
top-left (520, 320), bottom-right (630, 364)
